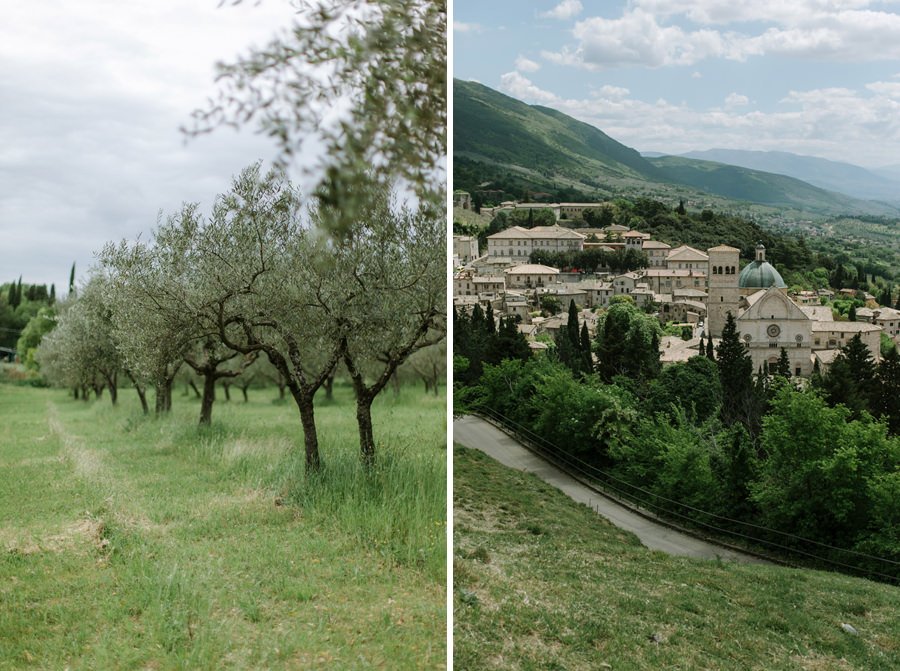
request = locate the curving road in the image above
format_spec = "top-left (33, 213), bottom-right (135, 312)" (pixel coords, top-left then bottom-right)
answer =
top-left (454, 414), bottom-right (764, 564)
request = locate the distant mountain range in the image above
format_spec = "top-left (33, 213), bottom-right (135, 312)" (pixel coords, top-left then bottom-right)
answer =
top-left (675, 149), bottom-right (900, 204)
top-left (454, 79), bottom-right (900, 217)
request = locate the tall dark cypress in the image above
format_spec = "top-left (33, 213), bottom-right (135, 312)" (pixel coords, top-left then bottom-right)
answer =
top-left (776, 347), bottom-right (792, 378)
top-left (69, 262), bottom-right (76, 295)
top-left (716, 312), bottom-right (753, 427)
top-left (567, 300), bottom-right (579, 346)
top-left (579, 322), bottom-right (592, 372)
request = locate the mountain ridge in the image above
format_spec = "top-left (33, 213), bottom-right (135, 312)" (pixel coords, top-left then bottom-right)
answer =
top-left (454, 78), bottom-right (900, 217)
top-left (676, 148), bottom-right (900, 203)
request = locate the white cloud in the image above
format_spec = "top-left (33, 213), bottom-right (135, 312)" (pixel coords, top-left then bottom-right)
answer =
top-left (630, 0), bottom-right (878, 26)
top-left (692, 71), bottom-right (703, 78)
top-left (498, 72), bottom-right (560, 103)
top-left (540, 0), bottom-right (583, 20)
top-left (724, 93), bottom-right (750, 108)
top-left (867, 80), bottom-right (900, 98)
top-left (544, 3), bottom-right (900, 69)
top-left (497, 76), bottom-right (900, 167)
top-left (515, 55), bottom-right (541, 72)
top-left (543, 9), bottom-right (727, 68)
top-left (597, 85), bottom-right (631, 99)
top-left (453, 21), bottom-right (482, 33)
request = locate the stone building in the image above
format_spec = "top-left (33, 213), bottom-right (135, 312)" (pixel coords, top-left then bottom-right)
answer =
top-left (737, 287), bottom-right (813, 377)
top-left (706, 244), bottom-right (742, 338)
top-left (486, 225), bottom-right (585, 261)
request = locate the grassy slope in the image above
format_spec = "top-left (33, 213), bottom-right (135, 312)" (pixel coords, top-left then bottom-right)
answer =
top-left (454, 446), bottom-right (900, 671)
top-left (454, 79), bottom-right (662, 184)
top-left (648, 156), bottom-right (888, 216)
top-left (0, 384), bottom-right (446, 670)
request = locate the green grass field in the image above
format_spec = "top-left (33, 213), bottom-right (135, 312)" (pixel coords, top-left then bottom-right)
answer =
top-left (454, 445), bottom-right (900, 671)
top-left (0, 383), bottom-right (446, 670)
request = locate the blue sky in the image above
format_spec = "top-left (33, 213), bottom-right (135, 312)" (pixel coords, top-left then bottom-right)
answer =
top-left (454, 0), bottom-right (900, 169)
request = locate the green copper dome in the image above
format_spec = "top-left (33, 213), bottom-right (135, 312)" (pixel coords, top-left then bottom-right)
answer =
top-left (739, 260), bottom-right (786, 289)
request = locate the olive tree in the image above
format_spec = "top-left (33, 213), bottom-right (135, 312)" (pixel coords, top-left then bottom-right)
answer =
top-left (186, 0), bottom-right (446, 235)
top-left (34, 277), bottom-right (121, 403)
top-left (100, 206), bottom-right (205, 416)
top-left (196, 164), bottom-right (346, 471)
top-left (183, 337), bottom-right (255, 425)
top-left (321, 189), bottom-right (445, 464)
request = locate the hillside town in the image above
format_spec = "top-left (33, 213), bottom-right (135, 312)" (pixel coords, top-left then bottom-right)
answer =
top-left (453, 199), bottom-right (900, 377)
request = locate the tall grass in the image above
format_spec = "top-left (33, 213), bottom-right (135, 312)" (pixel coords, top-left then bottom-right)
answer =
top-left (119, 381), bottom-right (447, 580)
top-left (280, 443), bottom-right (446, 579)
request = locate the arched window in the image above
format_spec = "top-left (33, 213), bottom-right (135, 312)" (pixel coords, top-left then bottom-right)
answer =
top-left (712, 266), bottom-right (718, 274)
top-left (731, 266), bottom-right (736, 274)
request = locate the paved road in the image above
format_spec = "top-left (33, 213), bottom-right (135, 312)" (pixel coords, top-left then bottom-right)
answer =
top-left (454, 414), bottom-right (763, 564)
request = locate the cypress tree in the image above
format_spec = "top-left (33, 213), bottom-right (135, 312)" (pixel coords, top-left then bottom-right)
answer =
top-left (484, 302), bottom-right (495, 334)
top-left (68, 262), bottom-right (76, 295)
top-left (821, 333), bottom-right (876, 419)
top-left (6, 282), bottom-right (14, 308)
top-left (810, 357), bottom-right (824, 389)
top-left (716, 312), bottom-right (753, 427)
top-left (698, 333), bottom-right (705, 355)
top-left (874, 349), bottom-right (900, 435)
top-left (579, 322), bottom-right (593, 373)
top-left (706, 335), bottom-right (715, 360)
top-left (776, 347), bottom-right (791, 378)
top-left (566, 300), bottom-right (579, 346)
top-left (470, 303), bottom-right (484, 331)
top-left (49, 284), bottom-right (56, 304)
top-left (494, 316), bottom-right (531, 361)
top-left (848, 304), bottom-right (857, 322)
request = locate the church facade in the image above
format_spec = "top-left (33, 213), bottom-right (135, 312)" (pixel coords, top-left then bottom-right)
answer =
top-left (705, 243), bottom-right (881, 377)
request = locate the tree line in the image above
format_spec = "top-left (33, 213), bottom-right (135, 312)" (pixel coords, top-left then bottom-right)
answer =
top-left (35, 165), bottom-right (445, 471)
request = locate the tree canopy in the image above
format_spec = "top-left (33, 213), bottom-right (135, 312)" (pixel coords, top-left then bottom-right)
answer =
top-left (186, 0), bottom-right (446, 236)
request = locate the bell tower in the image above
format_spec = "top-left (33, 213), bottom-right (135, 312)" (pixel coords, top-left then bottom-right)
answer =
top-left (707, 245), bottom-right (741, 338)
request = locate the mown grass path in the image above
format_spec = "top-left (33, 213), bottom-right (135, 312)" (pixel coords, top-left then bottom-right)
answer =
top-left (1, 385), bottom-right (446, 670)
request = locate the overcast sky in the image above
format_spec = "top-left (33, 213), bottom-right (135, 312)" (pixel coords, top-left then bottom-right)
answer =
top-left (0, 2), bottom-right (302, 293)
top-left (454, 0), bottom-right (900, 170)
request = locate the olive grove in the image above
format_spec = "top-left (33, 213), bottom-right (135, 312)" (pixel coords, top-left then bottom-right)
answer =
top-left (37, 163), bottom-right (446, 472)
